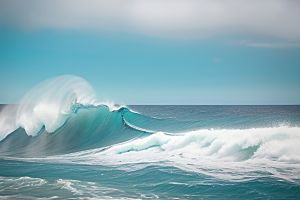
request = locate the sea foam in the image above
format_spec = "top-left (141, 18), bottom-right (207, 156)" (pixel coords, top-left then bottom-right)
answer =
top-left (105, 126), bottom-right (300, 163)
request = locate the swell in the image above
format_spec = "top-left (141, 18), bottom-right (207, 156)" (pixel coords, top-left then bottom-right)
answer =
top-left (0, 105), bottom-right (150, 157)
top-left (1, 104), bottom-right (300, 162)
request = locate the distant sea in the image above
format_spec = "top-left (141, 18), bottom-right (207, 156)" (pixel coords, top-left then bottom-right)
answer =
top-left (1, 104), bottom-right (300, 199)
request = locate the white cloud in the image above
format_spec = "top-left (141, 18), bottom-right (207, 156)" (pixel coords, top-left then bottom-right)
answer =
top-left (247, 42), bottom-right (300, 48)
top-left (1, 0), bottom-right (300, 42)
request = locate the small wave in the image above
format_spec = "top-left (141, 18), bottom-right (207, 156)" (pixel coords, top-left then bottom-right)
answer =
top-left (122, 114), bottom-right (156, 134)
top-left (104, 126), bottom-right (300, 163)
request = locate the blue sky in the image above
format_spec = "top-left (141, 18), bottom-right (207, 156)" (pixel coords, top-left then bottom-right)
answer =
top-left (0, 0), bottom-right (300, 105)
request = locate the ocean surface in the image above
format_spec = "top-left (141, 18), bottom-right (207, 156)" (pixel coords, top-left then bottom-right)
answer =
top-left (0, 76), bottom-right (300, 199)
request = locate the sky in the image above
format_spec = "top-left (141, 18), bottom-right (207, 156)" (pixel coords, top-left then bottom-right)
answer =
top-left (0, 0), bottom-right (299, 105)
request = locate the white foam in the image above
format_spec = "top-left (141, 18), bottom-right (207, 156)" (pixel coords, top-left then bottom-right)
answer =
top-left (104, 126), bottom-right (300, 162)
top-left (0, 176), bottom-right (47, 189)
top-left (56, 179), bottom-right (83, 195)
top-left (55, 178), bottom-right (129, 199)
top-left (106, 132), bottom-right (169, 154)
top-left (254, 139), bottom-right (300, 162)
top-left (94, 101), bottom-right (126, 112)
top-left (23, 126), bottom-right (300, 182)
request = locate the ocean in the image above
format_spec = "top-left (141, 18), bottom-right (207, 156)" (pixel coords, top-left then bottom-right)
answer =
top-left (0, 76), bottom-right (299, 199)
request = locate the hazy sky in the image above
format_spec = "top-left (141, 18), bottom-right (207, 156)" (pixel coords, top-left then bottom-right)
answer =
top-left (0, 0), bottom-right (299, 104)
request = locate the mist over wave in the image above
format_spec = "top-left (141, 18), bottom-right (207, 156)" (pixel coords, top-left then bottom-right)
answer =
top-left (0, 75), bottom-right (123, 141)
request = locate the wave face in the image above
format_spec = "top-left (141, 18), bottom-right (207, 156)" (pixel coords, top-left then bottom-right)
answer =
top-left (1, 76), bottom-right (300, 199)
top-left (0, 105), bottom-right (144, 157)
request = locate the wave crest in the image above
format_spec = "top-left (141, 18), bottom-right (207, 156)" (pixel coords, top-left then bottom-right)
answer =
top-left (0, 75), bottom-right (101, 140)
top-left (105, 126), bottom-right (300, 162)
top-left (16, 75), bottom-right (96, 136)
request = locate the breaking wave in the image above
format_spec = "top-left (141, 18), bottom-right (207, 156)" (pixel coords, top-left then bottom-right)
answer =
top-left (0, 75), bottom-right (299, 166)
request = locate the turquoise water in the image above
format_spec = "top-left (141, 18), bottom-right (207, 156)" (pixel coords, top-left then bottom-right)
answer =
top-left (0, 76), bottom-right (299, 199)
top-left (1, 104), bottom-right (300, 199)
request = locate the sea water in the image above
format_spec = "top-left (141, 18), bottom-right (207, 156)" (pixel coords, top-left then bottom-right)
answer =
top-left (0, 76), bottom-right (299, 199)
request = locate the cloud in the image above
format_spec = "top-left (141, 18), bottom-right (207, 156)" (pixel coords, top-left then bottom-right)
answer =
top-left (247, 42), bottom-right (300, 48)
top-left (1, 0), bottom-right (300, 42)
